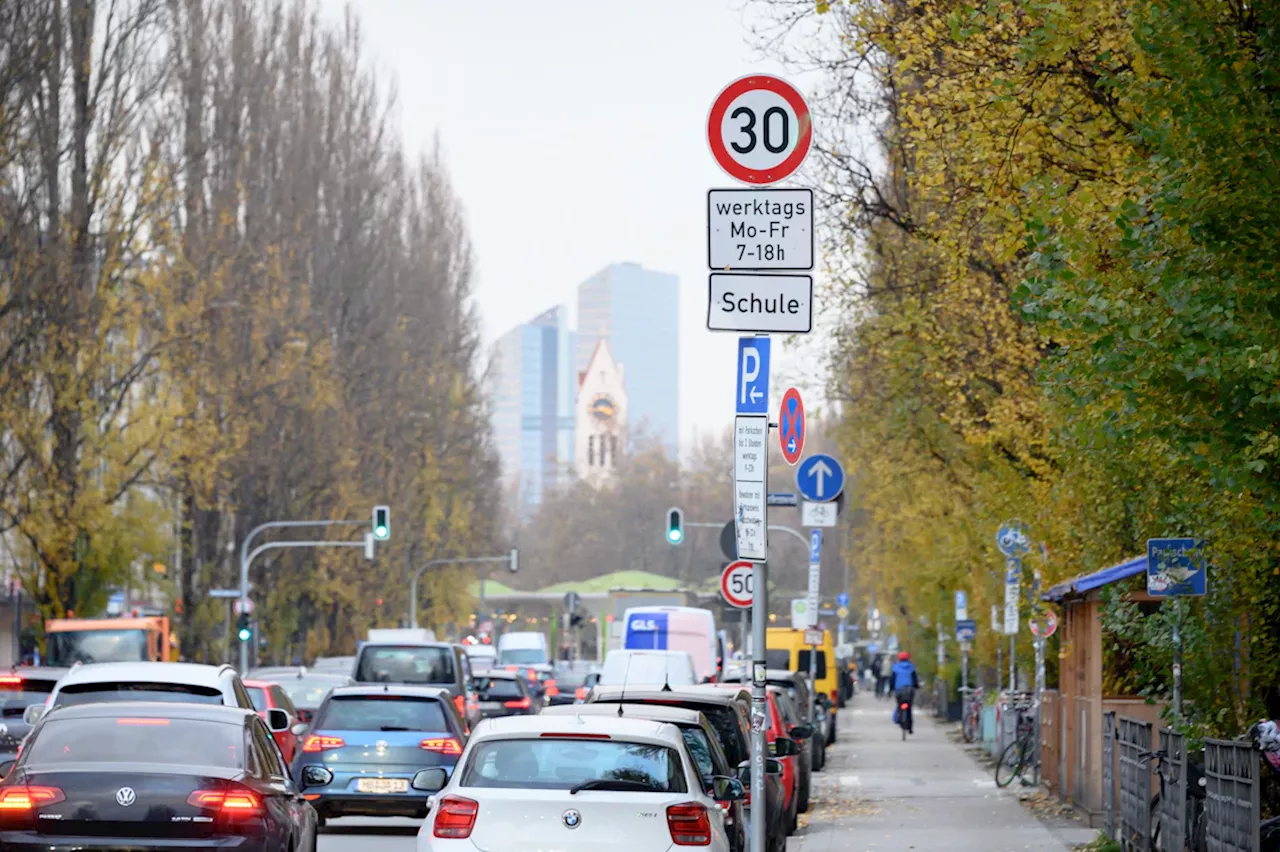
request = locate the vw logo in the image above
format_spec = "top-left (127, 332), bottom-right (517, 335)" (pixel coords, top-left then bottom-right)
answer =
top-left (115, 787), bottom-right (136, 807)
top-left (562, 808), bottom-right (581, 829)
top-left (375, 740), bottom-right (388, 755)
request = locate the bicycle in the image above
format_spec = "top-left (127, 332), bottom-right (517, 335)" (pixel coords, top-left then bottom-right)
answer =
top-left (894, 688), bottom-right (915, 740)
top-left (1139, 745), bottom-right (1206, 852)
top-left (960, 686), bottom-right (984, 744)
top-left (995, 708), bottom-right (1039, 787)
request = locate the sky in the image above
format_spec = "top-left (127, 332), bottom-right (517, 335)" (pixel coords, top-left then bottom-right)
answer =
top-left (317, 0), bottom-right (835, 456)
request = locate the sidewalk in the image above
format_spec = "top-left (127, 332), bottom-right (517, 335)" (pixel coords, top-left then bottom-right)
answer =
top-left (794, 691), bottom-right (1094, 852)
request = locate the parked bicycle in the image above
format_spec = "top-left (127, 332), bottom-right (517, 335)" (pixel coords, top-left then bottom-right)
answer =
top-left (995, 707), bottom-right (1039, 787)
top-left (961, 686), bottom-right (984, 744)
top-left (1139, 745), bottom-right (1206, 852)
top-left (1248, 720), bottom-right (1280, 852)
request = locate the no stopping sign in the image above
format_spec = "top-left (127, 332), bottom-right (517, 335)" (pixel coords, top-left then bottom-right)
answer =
top-left (707, 75), bottom-right (813, 185)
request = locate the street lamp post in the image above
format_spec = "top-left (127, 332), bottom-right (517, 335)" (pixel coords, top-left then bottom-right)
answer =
top-left (407, 551), bottom-right (518, 629)
top-left (238, 519), bottom-right (371, 673)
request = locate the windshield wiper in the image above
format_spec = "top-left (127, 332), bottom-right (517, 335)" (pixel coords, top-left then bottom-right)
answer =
top-left (378, 725), bottom-right (411, 731)
top-left (569, 778), bottom-right (660, 795)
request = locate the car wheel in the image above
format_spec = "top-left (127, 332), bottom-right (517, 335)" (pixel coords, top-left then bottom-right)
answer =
top-left (315, 812), bottom-right (326, 830)
top-left (787, 794), bottom-right (798, 835)
top-left (798, 773), bottom-right (810, 813)
top-left (829, 715), bottom-right (838, 745)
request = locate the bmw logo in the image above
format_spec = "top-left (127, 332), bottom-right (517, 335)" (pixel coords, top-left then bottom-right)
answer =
top-left (115, 787), bottom-right (136, 807)
top-left (562, 809), bottom-right (581, 829)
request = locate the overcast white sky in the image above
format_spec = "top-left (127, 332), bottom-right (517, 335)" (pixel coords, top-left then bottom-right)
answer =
top-left (319, 0), bottom-right (833, 455)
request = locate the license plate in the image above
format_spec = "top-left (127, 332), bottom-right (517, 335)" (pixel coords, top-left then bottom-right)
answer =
top-left (356, 777), bottom-right (409, 794)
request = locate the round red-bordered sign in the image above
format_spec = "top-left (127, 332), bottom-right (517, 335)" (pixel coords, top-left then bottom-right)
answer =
top-left (721, 560), bottom-right (755, 609)
top-left (707, 75), bottom-right (813, 185)
top-left (778, 387), bottom-right (805, 465)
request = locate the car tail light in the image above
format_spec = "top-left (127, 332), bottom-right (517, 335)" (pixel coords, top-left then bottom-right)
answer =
top-left (831, 690), bottom-right (840, 705)
top-left (540, 732), bottom-right (610, 739)
top-left (504, 697), bottom-right (532, 709)
top-left (544, 680), bottom-right (559, 697)
top-left (187, 787), bottom-right (263, 816)
top-left (0, 676), bottom-right (22, 685)
top-left (302, 734), bottom-right (345, 752)
top-left (0, 785), bottom-right (65, 810)
top-left (574, 686), bottom-right (588, 701)
top-left (117, 718), bottom-right (170, 726)
top-left (454, 695), bottom-right (466, 716)
top-left (432, 795), bottom-right (478, 838)
top-left (667, 803), bottom-right (711, 845)
top-left (420, 737), bottom-right (463, 756)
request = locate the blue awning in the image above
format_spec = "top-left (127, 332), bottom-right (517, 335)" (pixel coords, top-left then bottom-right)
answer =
top-left (1042, 555), bottom-right (1146, 602)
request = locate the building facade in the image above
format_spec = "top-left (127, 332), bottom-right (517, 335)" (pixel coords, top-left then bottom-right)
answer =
top-left (574, 340), bottom-right (627, 487)
top-left (575, 263), bottom-right (679, 456)
top-left (491, 306), bottom-right (576, 515)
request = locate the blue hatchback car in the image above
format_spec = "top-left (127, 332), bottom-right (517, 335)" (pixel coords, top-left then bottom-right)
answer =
top-left (292, 684), bottom-right (466, 824)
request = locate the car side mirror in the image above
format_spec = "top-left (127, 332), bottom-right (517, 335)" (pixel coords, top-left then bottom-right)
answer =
top-left (412, 767), bottom-right (448, 792)
top-left (770, 737), bottom-right (799, 757)
top-left (291, 722), bottom-right (309, 737)
top-left (711, 775), bottom-right (746, 801)
top-left (23, 705), bottom-right (43, 726)
top-left (267, 709), bottom-right (289, 733)
top-left (788, 724), bottom-right (814, 741)
top-left (299, 766), bottom-right (333, 791)
top-left (766, 758), bottom-right (783, 776)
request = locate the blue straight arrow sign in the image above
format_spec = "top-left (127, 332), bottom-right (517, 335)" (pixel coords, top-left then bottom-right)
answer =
top-left (735, 337), bottom-right (771, 415)
top-left (796, 453), bottom-right (845, 503)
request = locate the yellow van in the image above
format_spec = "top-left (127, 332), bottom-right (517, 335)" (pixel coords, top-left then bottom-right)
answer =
top-left (766, 627), bottom-right (839, 743)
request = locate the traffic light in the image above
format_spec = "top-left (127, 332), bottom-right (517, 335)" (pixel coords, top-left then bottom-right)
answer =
top-left (372, 505), bottom-right (390, 541)
top-left (236, 613), bottom-right (252, 643)
top-left (665, 507), bottom-right (684, 545)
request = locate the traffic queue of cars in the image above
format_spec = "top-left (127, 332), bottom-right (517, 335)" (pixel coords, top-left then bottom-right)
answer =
top-left (0, 623), bottom-right (834, 852)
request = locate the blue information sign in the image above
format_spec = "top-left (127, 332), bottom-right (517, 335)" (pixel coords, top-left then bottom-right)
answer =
top-left (836, 592), bottom-right (850, 608)
top-left (955, 619), bottom-right (977, 643)
top-left (1146, 538), bottom-right (1207, 597)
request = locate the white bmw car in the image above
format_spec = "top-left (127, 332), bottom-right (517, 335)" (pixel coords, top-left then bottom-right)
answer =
top-left (415, 713), bottom-right (744, 851)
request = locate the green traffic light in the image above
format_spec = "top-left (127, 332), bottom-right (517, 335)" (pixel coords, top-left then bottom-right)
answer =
top-left (237, 627), bottom-right (251, 642)
top-left (375, 525), bottom-right (388, 539)
top-left (667, 529), bottom-right (683, 544)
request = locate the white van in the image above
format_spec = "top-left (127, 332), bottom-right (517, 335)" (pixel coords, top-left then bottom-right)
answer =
top-left (496, 632), bottom-right (550, 668)
top-left (621, 606), bottom-right (723, 683)
top-left (598, 649), bottom-right (697, 688)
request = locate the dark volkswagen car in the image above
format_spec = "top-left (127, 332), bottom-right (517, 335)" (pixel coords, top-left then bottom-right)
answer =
top-left (473, 671), bottom-right (537, 718)
top-left (0, 701), bottom-right (317, 852)
top-left (293, 685), bottom-right (466, 824)
top-left (0, 668), bottom-right (67, 778)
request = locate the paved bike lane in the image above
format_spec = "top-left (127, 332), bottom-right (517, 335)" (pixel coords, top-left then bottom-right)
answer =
top-left (794, 691), bottom-right (1095, 852)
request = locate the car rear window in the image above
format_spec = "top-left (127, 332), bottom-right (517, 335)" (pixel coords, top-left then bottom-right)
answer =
top-left (355, 646), bottom-right (455, 685)
top-left (245, 687), bottom-right (268, 711)
top-left (56, 682), bottom-right (224, 706)
top-left (797, 651), bottom-right (827, 680)
top-left (282, 677), bottom-right (344, 708)
top-left (25, 717), bottom-right (241, 768)
top-left (765, 650), bottom-right (791, 670)
top-left (477, 678), bottom-right (523, 700)
top-left (461, 738), bottom-right (686, 792)
top-left (315, 695), bottom-right (449, 732)
top-left (0, 677), bottom-right (56, 715)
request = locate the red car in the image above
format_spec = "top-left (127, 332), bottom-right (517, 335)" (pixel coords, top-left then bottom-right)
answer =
top-left (766, 686), bottom-right (801, 835)
top-left (243, 679), bottom-right (303, 764)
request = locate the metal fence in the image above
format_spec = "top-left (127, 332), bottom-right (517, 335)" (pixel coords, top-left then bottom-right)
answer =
top-left (1158, 728), bottom-right (1187, 852)
top-left (1103, 711), bottom-right (1117, 840)
top-left (1204, 738), bottom-right (1260, 852)
top-left (1118, 716), bottom-right (1153, 851)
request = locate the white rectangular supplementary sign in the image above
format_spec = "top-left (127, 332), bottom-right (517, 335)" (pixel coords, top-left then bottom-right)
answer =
top-left (707, 273), bottom-right (813, 334)
top-left (734, 415), bottom-right (769, 562)
top-left (708, 189), bottom-right (814, 271)
top-left (806, 562), bottom-right (821, 628)
top-left (801, 501), bottom-right (837, 528)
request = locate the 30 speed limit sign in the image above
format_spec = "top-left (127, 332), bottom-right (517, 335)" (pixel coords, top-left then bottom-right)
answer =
top-left (720, 560), bottom-right (755, 608)
top-left (707, 75), bottom-right (812, 185)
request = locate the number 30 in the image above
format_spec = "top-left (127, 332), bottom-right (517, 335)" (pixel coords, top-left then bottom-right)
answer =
top-left (730, 106), bottom-right (790, 155)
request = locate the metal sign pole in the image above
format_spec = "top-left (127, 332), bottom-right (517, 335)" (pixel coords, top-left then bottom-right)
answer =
top-left (1172, 598), bottom-right (1183, 718)
top-left (750, 560), bottom-right (768, 852)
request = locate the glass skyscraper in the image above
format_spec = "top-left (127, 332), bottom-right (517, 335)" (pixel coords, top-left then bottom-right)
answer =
top-left (575, 263), bottom-right (679, 456)
top-left (491, 306), bottom-right (576, 515)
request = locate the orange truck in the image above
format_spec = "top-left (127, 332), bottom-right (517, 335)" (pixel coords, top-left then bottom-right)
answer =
top-left (43, 616), bottom-right (177, 666)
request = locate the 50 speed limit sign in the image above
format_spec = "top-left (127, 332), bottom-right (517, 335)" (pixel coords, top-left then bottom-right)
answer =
top-left (721, 560), bottom-right (756, 609)
top-left (707, 75), bottom-right (813, 185)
